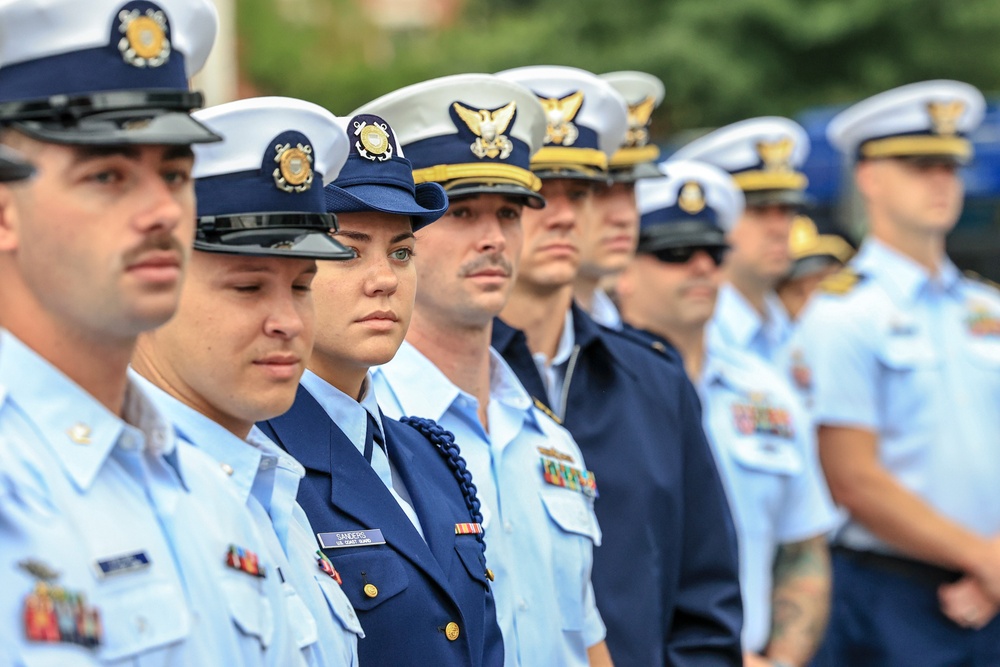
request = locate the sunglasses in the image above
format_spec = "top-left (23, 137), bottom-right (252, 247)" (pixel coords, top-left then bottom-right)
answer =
top-left (649, 246), bottom-right (727, 266)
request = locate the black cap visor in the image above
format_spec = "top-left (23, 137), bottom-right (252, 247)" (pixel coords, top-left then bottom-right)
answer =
top-left (0, 90), bottom-right (220, 146)
top-left (443, 180), bottom-right (546, 209)
top-left (609, 161), bottom-right (663, 183)
top-left (636, 220), bottom-right (729, 254)
top-left (195, 212), bottom-right (356, 261)
top-left (743, 188), bottom-right (811, 209)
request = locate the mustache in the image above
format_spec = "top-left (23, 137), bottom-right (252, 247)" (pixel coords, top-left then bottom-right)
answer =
top-left (459, 253), bottom-right (513, 277)
top-left (121, 234), bottom-right (187, 265)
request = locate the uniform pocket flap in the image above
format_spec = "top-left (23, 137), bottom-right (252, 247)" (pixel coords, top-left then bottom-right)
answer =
top-left (326, 549), bottom-right (408, 612)
top-left (540, 490), bottom-right (601, 545)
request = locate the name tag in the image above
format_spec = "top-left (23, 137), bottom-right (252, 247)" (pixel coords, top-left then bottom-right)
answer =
top-left (317, 529), bottom-right (386, 549)
top-left (94, 551), bottom-right (151, 578)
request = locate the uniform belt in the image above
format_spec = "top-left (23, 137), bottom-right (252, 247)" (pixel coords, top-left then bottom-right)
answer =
top-left (832, 546), bottom-right (962, 587)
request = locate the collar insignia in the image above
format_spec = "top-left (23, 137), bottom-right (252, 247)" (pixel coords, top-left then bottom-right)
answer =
top-left (273, 142), bottom-right (313, 193)
top-left (539, 91), bottom-right (585, 146)
top-left (678, 181), bottom-right (706, 214)
top-left (756, 137), bottom-right (794, 172)
top-left (928, 100), bottom-right (965, 136)
top-left (353, 119), bottom-right (393, 162)
top-left (624, 96), bottom-right (656, 148)
top-left (67, 423), bottom-right (92, 445)
top-left (117, 7), bottom-right (170, 68)
top-left (452, 101), bottom-right (516, 159)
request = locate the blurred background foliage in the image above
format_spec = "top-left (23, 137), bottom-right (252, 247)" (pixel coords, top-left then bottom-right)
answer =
top-left (239, 0), bottom-right (1000, 141)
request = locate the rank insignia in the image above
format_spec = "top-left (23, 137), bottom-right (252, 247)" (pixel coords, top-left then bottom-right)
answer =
top-left (756, 137), bottom-right (795, 172)
top-left (67, 423), bottom-right (92, 445)
top-left (454, 522), bottom-right (483, 535)
top-left (539, 91), bottom-right (585, 146)
top-left (315, 550), bottom-right (342, 585)
top-left (541, 458), bottom-right (599, 498)
top-left (352, 117), bottom-right (394, 162)
top-left (731, 393), bottom-right (794, 439)
top-left (677, 181), bottom-right (706, 215)
top-left (928, 100), bottom-right (965, 136)
top-left (452, 101), bottom-right (516, 160)
top-left (117, 7), bottom-right (171, 68)
top-left (20, 560), bottom-right (102, 648)
top-left (966, 304), bottom-right (1000, 338)
top-left (532, 396), bottom-right (562, 424)
top-left (225, 545), bottom-right (266, 578)
top-left (273, 142), bottom-right (313, 193)
top-left (624, 96), bottom-right (656, 148)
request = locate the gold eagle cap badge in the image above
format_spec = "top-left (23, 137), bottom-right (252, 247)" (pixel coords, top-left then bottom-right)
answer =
top-left (539, 91), bottom-right (585, 146)
top-left (453, 101), bottom-right (516, 160)
top-left (625, 96), bottom-right (656, 148)
top-left (273, 143), bottom-right (313, 193)
top-left (928, 100), bottom-right (965, 136)
top-left (353, 119), bottom-right (393, 162)
top-left (117, 8), bottom-right (171, 68)
top-left (756, 137), bottom-right (795, 172)
top-left (678, 181), bottom-right (706, 214)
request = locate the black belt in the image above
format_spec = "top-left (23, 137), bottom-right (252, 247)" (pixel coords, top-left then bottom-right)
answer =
top-left (832, 546), bottom-right (963, 587)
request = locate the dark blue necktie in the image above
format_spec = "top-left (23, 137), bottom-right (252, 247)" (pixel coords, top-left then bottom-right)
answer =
top-left (363, 411), bottom-right (385, 463)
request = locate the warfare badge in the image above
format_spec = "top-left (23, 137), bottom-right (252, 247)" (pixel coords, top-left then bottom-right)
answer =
top-left (117, 8), bottom-right (171, 68)
top-left (353, 119), bottom-right (393, 162)
top-left (273, 142), bottom-right (313, 193)
top-left (539, 91), bottom-right (584, 146)
top-left (452, 101), bottom-right (516, 160)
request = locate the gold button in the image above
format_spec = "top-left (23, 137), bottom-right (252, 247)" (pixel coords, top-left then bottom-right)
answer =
top-left (485, 568), bottom-right (495, 582)
top-left (363, 583), bottom-right (378, 598)
top-left (445, 621), bottom-right (460, 641)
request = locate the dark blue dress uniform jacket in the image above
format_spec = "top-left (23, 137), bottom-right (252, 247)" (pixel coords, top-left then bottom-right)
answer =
top-left (492, 305), bottom-right (743, 667)
top-left (257, 386), bottom-right (504, 667)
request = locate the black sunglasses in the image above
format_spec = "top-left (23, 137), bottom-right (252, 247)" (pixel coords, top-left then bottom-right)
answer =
top-left (649, 246), bottom-right (727, 266)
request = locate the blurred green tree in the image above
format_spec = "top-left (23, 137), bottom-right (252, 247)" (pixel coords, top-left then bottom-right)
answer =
top-left (238, 0), bottom-right (1000, 138)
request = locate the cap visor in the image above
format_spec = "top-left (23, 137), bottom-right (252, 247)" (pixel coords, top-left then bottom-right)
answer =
top-left (325, 181), bottom-right (448, 230)
top-left (11, 110), bottom-right (221, 146)
top-left (637, 224), bottom-right (728, 253)
top-left (443, 181), bottom-right (546, 209)
top-left (743, 188), bottom-right (811, 208)
top-left (195, 228), bottom-right (355, 260)
top-left (610, 161), bottom-right (663, 183)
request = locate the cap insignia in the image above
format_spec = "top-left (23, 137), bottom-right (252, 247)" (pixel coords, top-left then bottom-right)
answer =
top-left (928, 100), bottom-right (965, 136)
top-left (117, 8), bottom-right (171, 68)
top-left (353, 119), bottom-right (393, 162)
top-left (624, 96), bottom-right (656, 148)
top-left (756, 137), bottom-right (794, 172)
top-left (539, 91), bottom-right (585, 146)
top-left (452, 101), bottom-right (516, 160)
top-left (273, 143), bottom-right (313, 193)
top-left (678, 181), bottom-right (706, 214)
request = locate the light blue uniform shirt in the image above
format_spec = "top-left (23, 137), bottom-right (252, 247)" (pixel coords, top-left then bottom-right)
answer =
top-left (709, 282), bottom-right (793, 365)
top-left (300, 370), bottom-right (424, 538)
top-left (793, 238), bottom-right (1000, 552)
top-left (698, 341), bottom-right (837, 652)
top-left (589, 289), bottom-right (624, 331)
top-left (0, 330), bottom-right (301, 666)
top-left (373, 342), bottom-right (605, 667)
top-left (133, 375), bottom-right (363, 667)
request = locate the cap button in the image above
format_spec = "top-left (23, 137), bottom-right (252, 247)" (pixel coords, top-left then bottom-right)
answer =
top-left (445, 621), bottom-right (460, 641)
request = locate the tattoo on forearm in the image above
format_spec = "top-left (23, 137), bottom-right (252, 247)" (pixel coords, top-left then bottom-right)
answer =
top-left (766, 536), bottom-right (831, 666)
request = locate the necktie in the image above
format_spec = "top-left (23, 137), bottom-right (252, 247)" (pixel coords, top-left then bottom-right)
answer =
top-left (363, 411), bottom-right (385, 463)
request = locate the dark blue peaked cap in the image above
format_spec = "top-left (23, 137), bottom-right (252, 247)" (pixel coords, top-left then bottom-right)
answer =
top-left (0, 0), bottom-right (220, 145)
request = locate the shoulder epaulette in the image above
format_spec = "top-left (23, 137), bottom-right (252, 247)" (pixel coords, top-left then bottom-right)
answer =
top-left (818, 267), bottom-right (865, 295)
top-left (532, 396), bottom-right (562, 424)
top-left (964, 270), bottom-right (1000, 293)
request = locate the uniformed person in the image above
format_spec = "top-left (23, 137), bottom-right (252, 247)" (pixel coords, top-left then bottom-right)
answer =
top-left (0, 1), bottom-right (304, 664)
top-left (491, 65), bottom-right (744, 667)
top-left (794, 80), bottom-right (1000, 666)
top-left (362, 73), bottom-right (613, 666)
top-left (672, 117), bottom-right (811, 364)
top-left (572, 71), bottom-right (665, 329)
top-left (256, 110), bottom-right (505, 667)
top-left (775, 215), bottom-right (854, 321)
top-left (131, 96), bottom-right (364, 666)
top-left (616, 159), bottom-right (838, 667)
